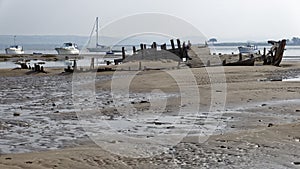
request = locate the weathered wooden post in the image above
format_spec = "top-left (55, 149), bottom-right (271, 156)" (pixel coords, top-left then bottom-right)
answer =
top-left (20, 63), bottom-right (28, 69)
top-left (182, 42), bottom-right (188, 58)
top-left (239, 53), bottom-right (242, 61)
top-left (34, 64), bottom-right (40, 72)
top-left (143, 44), bottom-right (147, 50)
top-left (222, 59), bottom-right (226, 66)
top-left (206, 60), bottom-right (211, 67)
top-left (152, 42), bottom-right (157, 49)
top-left (170, 39), bottom-right (175, 50)
top-left (122, 47), bottom-right (126, 60)
top-left (67, 65), bottom-right (71, 72)
top-left (177, 39), bottom-right (181, 49)
top-left (140, 43), bottom-right (144, 50)
top-left (139, 61), bottom-right (142, 71)
top-left (90, 58), bottom-right (95, 70)
top-left (40, 66), bottom-right (44, 72)
top-left (73, 60), bottom-right (77, 70)
top-left (262, 47), bottom-right (267, 64)
top-left (177, 39), bottom-right (183, 58)
top-left (133, 46), bottom-right (136, 54)
top-left (161, 43), bottom-right (167, 50)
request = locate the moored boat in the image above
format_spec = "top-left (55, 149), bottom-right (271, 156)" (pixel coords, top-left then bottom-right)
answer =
top-left (5, 36), bottom-right (24, 54)
top-left (55, 42), bottom-right (80, 55)
top-left (238, 44), bottom-right (258, 54)
top-left (5, 45), bottom-right (24, 54)
top-left (87, 17), bottom-right (111, 52)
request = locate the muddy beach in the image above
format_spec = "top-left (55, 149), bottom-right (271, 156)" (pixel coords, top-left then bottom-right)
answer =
top-left (0, 59), bottom-right (299, 168)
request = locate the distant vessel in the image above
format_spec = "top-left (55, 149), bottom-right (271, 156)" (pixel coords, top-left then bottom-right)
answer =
top-left (87, 17), bottom-right (111, 52)
top-left (5, 45), bottom-right (24, 54)
top-left (55, 42), bottom-right (80, 55)
top-left (5, 36), bottom-right (24, 54)
top-left (238, 44), bottom-right (258, 54)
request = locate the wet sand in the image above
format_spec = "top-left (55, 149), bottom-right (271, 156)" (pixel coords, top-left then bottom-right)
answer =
top-left (0, 60), bottom-right (299, 168)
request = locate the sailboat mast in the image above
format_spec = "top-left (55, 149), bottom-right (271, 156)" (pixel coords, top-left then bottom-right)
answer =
top-left (96, 17), bottom-right (99, 46)
top-left (14, 35), bottom-right (16, 46)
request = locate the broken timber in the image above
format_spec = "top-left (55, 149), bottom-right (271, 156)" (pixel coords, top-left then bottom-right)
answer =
top-left (264, 39), bottom-right (286, 66)
top-left (223, 59), bottom-right (255, 66)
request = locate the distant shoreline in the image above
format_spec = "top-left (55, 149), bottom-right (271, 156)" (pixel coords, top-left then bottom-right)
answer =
top-left (1, 35), bottom-right (300, 49)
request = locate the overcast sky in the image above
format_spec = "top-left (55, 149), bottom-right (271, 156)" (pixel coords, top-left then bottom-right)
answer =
top-left (0, 0), bottom-right (299, 42)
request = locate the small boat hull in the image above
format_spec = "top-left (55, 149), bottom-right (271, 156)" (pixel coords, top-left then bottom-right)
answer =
top-left (87, 46), bottom-right (111, 52)
top-left (5, 46), bottom-right (24, 54)
top-left (238, 45), bottom-right (258, 54)
top-left (55, 42), bottom-right (80, 55)
top-left (55, 48), bottom-right (80, 55)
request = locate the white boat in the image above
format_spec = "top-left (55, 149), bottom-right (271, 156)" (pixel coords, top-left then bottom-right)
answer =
top-left (5, 45), bottom-right (24, 54)
top-left (5, 36), bottom-right (24, 54)
top-left (87, 17), bottom-right (111, 52)
top-left (88, 45), bottom-right (111, 52)
top-left (238, 44), bottom-right (258, 54)
top-left (55, 42), bottom-right (80, 55)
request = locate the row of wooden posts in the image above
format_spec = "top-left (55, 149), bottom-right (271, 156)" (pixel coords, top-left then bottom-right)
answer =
top-left (71, 39), bottom-right (286, 71)
top-left (19, 62), bottom-right (46, 72)
top-left (120, 39), bottom-right (189, 60)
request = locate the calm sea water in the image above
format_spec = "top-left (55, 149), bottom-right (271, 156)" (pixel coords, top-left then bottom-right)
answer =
top-left (0, 45), bottom-right (299, 69)
top-left (2, 45), bottom-right (300, 56)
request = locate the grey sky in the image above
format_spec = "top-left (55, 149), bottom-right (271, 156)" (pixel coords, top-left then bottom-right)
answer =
top-left (0, 0), bottom-right (299, 42)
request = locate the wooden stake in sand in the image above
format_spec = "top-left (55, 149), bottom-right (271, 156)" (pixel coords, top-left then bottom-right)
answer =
top-left (90, 58), bottom-right (95, 70)
top-left (170, 39), bottom-right (175, 50)
top-left (122, 47), bottom-right (126, 60)
top-left (133, 46), bottom-right (136, 54)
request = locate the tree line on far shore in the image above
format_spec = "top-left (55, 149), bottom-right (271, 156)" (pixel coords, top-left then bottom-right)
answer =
top-left (288, 37), bottom-right (300, 45)
top-left (207, 37), bottom-right (300, 46)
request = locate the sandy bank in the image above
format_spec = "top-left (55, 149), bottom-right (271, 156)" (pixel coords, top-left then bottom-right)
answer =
top-left (0, 61), bottom-right (299, 168)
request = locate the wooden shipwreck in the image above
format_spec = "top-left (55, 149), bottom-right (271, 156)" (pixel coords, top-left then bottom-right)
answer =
top-left (263, 39), bottom-right (286, 66)
top-left (222, 39), bottom-right (286, 67)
